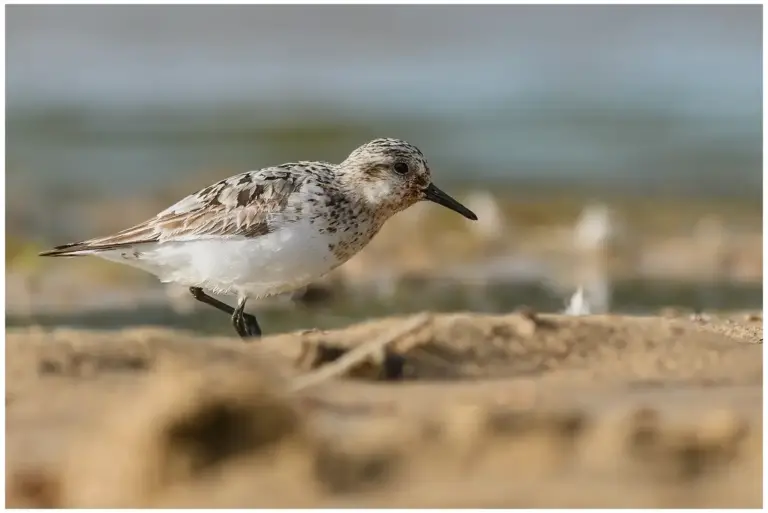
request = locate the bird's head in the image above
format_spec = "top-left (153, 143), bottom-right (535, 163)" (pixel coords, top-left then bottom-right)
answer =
top-left (340, 138), bottom-right (477, 221)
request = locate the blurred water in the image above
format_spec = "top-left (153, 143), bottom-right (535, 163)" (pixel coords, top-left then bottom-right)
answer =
top-left (6, 5), bottom-right (762, 199)
top-left (7, 278), bottom-right (763, 336)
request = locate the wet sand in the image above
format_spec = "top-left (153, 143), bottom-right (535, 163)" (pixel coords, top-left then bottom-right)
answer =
top-left (5, 311), bottom-right (762, 508)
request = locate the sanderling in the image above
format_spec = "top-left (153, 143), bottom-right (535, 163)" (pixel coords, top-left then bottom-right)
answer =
top-left (40, 138), bottom-right (478, 339)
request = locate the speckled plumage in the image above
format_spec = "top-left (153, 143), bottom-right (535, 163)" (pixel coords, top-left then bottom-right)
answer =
top-left (40, 138), bottom-right (477, 336)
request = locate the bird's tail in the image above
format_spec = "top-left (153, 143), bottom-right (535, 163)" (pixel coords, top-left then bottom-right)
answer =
top-left (39, 240), bottom-right (118, 257)
top-left (39, 225), bottom-right (160, 258)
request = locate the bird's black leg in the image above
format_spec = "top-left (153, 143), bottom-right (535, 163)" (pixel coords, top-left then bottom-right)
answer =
top-left (232, 296), bottom-right (262, 339)
top-left (188, 287), bottom-right (262, 340)
top-left (189, 287), bottom-right (235, 315)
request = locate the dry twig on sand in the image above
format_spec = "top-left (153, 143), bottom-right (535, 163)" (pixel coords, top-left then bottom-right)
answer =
top-left (291, 313), bottom-right (431, 392)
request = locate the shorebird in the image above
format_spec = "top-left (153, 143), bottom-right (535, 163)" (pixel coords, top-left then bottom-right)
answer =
top-left (40, 138), bottom-right (478, 339)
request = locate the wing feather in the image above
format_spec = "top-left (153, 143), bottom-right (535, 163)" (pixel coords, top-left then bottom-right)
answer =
top-left (40, 168), bottom-right (308, 257)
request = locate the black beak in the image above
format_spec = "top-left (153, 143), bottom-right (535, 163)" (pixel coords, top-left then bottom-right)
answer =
top-left (423, 183), bottom-right (478, 221)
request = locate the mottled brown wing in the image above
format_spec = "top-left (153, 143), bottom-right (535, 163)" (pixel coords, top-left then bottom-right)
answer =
top-left (40, 170), bottom-right (306, 256)
top-left (154, 170), bottom-right (304, 241)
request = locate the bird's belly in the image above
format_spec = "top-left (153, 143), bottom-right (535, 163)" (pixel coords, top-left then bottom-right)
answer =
top-left (138, 222), bottom-right (354, 297)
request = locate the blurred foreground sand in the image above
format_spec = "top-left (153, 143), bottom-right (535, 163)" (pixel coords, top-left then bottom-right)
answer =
top-left (6, 310), bottom-right (762, 508)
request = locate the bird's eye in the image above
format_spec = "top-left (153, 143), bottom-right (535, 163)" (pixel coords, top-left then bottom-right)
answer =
top-left (393, 162), bottom-right (409, 175)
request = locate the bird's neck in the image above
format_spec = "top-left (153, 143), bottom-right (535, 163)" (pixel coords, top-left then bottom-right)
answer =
top-left (338, 179), bottom-right (402, 224)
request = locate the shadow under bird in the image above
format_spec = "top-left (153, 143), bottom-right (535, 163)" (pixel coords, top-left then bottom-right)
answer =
top-left (40, 138), bottom-right (478, 339)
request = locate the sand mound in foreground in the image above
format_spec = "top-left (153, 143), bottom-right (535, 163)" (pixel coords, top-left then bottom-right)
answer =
top-left (6, 312), bottom-right (762, 507)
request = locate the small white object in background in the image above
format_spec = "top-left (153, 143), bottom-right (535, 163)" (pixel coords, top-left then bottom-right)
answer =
top-left (463, 190), bottom-right (507, 241)
top-left (563, 278), bottom-right (611, 316)
top-left (565, 202), bottom-right (618, 315)
top-left (573, 203), bottom-right (615, 251)
top-left (564, 286), bottom-right (591, 316)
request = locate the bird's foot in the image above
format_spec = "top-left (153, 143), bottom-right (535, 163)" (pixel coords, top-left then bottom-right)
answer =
top-left (233, 311), bottom-right (262, 340)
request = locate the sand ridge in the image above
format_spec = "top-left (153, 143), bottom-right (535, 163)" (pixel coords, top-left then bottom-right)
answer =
top-left (5, 311), bottom-right (763, 508)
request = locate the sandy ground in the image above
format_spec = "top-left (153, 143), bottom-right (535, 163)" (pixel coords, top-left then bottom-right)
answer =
top-left (5, 310), bottom-right (763, 508)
